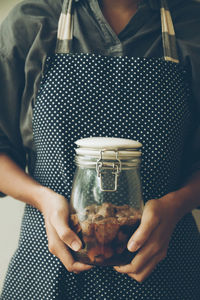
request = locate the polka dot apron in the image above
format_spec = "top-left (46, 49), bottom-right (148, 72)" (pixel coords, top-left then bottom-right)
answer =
top-left (1, 1), bottom-right (200, 300)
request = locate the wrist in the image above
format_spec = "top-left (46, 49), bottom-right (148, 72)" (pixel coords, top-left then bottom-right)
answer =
top-left (161, 188), bottom-right (196, 222)
top-left (28, 184), bottom-right (54, 212)
top-left (158, 171), bottom-right (200, 221)
top-left (156, 193), bottom-right (182, 223)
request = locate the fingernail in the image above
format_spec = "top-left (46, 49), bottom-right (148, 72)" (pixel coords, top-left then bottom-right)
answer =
top-left (128, 240), bottom-right (139, 252)
top-left (71, 241), bottom-right (81, 251)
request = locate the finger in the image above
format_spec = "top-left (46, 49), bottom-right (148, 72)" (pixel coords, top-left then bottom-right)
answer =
top-left (118, 236), bottom-right (167, 274)
top-left (47, 223), bottom-right (93, 272)
top-left (114, 241), bottom-right (158, 274)
top-left (52, 238), bottom-right (92, 272)
top-left (127, 251), bottom-right (166, 283)
top-left (127, 200), bottom-right (160, 252)
top-left (51, 214), bottom-right (82, 252)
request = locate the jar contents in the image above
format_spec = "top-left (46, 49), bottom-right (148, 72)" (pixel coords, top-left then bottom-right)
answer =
top-left (70, 203), bottom-right (142, 266)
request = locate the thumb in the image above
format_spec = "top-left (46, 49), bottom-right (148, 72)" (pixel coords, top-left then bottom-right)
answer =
top-left (52, 213), bottom-right (82, 252)
top-left (127, 200), bottom-right (160, 252)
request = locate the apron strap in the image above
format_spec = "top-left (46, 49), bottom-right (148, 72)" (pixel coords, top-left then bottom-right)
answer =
top-left (56, 0), bottom-right (74, 53)
top-left (56, 0), bottom-right (180, 64)
top-left (160, 0), bottom-right (179, 63)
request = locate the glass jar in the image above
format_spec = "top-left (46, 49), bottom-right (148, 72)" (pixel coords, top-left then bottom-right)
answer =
top-left (70, 137), bottom-right (144, 266)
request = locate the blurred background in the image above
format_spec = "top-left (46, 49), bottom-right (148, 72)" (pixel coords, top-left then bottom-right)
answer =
top-left (0, 0), bottom-right (200, 294)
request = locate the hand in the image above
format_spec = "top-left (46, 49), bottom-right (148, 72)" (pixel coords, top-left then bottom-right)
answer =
top-left (114, 195), bottom-right (181, 282)
top-left (39, 188), bottom-right (93, 274)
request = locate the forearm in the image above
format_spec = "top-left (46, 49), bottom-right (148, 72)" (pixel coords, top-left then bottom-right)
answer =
top-left (0, 153), bottom-right (50, 211)
top-left (164, 170), bottom-right (200, 221)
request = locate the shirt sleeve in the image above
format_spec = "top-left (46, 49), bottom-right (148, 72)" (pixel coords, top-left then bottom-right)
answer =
top-left (174, 0), bottom-right (200, 178)
top-left (0, 0), bottom-right (62, 196)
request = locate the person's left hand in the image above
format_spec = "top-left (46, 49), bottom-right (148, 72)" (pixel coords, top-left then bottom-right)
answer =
top-left (114, 194), bottom-right (182, 283)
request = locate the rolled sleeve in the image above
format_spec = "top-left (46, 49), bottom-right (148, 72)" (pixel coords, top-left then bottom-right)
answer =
top-left (0, 48), bottom-right (26, 161)
top-left (0, 46), bottom-right (26, 196)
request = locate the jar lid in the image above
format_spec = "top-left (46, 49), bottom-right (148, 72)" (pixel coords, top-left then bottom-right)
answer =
top-left (75, 137), bottom-right (142, 150)
top-left (75, 137), bottom-right (142, 160)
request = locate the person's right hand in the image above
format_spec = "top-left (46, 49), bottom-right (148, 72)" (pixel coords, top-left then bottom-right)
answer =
top-left (39, 187), bottom-right (93, 274)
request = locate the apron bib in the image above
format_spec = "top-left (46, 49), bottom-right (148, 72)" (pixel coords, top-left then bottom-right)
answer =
top-left (1, 1), bottom-right (200, 299)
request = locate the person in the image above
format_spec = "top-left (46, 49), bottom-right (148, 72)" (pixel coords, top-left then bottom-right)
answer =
top-left (0, 0), bottom-right (200, 299)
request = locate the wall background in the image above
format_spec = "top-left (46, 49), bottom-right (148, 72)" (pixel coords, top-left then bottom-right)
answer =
top-left (0, 0), bottom-right (200, 294)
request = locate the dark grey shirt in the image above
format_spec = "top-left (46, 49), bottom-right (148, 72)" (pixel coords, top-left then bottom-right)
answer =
top-left (0, 0), bottom-right (200, 177)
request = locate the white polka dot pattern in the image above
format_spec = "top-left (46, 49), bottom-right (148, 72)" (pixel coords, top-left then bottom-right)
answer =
top-left (33, 55), bottom-right (193, 202)
top-left (1, 54), bottom-right (200, 300)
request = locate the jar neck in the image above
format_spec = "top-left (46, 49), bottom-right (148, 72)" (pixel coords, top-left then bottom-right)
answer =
top-left (75, 155), bottom-right (141, 169)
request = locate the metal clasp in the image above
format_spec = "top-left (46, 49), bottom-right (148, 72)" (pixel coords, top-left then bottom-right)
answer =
top-left (96, 150), bottom-right (121, 192)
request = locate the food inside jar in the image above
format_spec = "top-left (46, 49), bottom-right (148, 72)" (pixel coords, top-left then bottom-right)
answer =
top-left (69, 202), bottom-right (142, 266)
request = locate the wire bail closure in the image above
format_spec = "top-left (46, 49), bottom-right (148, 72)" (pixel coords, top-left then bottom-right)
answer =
top-left (96, 150), bottom-right (122, 192)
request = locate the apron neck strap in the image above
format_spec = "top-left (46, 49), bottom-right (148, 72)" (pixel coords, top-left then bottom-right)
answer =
top-left (56, 0), bottom-right (74, 53)
top-left (160, 0), bottom-right (179, 63)
top-left (56, 0), bottom-right (180, 63)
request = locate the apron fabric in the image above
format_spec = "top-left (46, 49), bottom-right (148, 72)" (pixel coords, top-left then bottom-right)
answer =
top-left (1, 1), bottom-right (200, 299)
